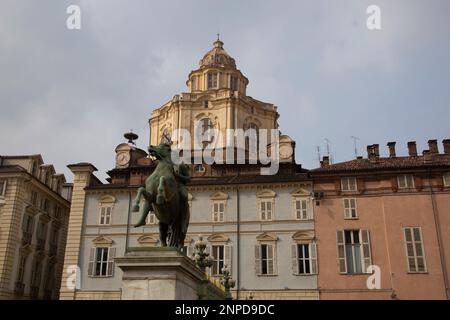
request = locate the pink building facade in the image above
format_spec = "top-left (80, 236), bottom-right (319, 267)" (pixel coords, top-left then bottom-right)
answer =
top-left (311, 140), bottom-right (450, 300)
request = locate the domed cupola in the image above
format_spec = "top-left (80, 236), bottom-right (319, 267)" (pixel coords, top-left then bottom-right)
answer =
top-left (199, 39), bottom-right (237, 70)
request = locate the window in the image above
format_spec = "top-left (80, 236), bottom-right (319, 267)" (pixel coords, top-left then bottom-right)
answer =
top-left (230, 76), bottom-right (238, 91)
top-left (31, 191), bottom-right (38, 206)
top-left (207, 72), bottom-right (218, 89)
top-left (45, 171), bottom-right (52, 186)
top-left (260, 200), bottom-right (273, 221)
top-left (0, 180), bottom-right (6, 197)
top-left (51, 228), bottom-right (59, 245)
top-left (292, 243), bottom-right (317, 275)
top-left (443, 173), bottom-right (450, 187)
top-left (88, 247), bottom-right (116, 277)
top-left (337, 229), bottom-right (371, 274)
top-left (99, 206), bottom-right (112, 225)
top-left (403, 227), bottom-right (427, 273)
top-left (54, 205), bottom-right (61, 219)
top-left (183, 244), bottom-right (194, 259)
top-left (343, 198), bottom-right (358, 219)
top-left (30, 258), bottom-right (43, 288)
top-left (204, 100), bottom-right (208, 108)
top-left (211, 245), bottom-right (225, 276)
top-left (294, 198), bottom-right (312, 220)
top-left (255, 244), bottom-right (276, 275)
top-left (16, 255), bottom-right (28, 283)
top-left (341, 177), bottom-right (357, 192)
top-left (36, 221), bottom-right (48, 250)
top-left (397, 175), bottom-right (414, 189)
top-left (198, 118), bottom-right (214, 148)
top-left (146, 212), bottom-right (157, 225)
top-left (191, 76), bottom-right (197, 91)
top-left (212, 201), bottom-right (225, 222)
top-left (21, 213), bottom-right (35, 245)
top-left (31, 161), bottom-right (38, 177)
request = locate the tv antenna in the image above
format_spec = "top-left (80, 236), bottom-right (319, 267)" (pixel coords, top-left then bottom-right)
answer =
top-left (324, 138), bottom-right (332, 164)
top-left (316, 146), bottom-right (321, 163)
top-left (351, 136), bottom-right (360, 158)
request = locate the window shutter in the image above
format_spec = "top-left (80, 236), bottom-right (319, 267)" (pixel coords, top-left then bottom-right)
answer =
top-left (291, 244), bottom-right (298, 275)
top-left (267, 202), bottom-right (272, 220)
top-left (219, 203), bottom-right (224, 222)
top-left (307, 200), bottom-right (312, 220)
top-left (267, 244), bottom-right (275, 275)
top-left (360, 229), bottom-right (372, 273)
top-left (343, 199), bottom-right (350, 218)
top-left (88, 248), bottom-right (95, 277)
top-left (255, 245), bottom-right (261, 275)
top-left (224, 244), bottom-right (232, 275)
top-left (206, 245), bottom-right (212, 276)
top-left (260, 202), bottom-right (265, 220)
top-left (107, 247), bottom-right (116, 276)
top-left (295, 200), bottom-right (301, 219)
top-left (336, 230), bottom-right (347, 273)
top-left (310, 243), bottom-right (318, 274)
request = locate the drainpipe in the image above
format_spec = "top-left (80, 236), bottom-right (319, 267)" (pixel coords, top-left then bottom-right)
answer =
top-left (236, 187), bottom-right (241, 300)
top-left (428, 169), bottom-right (449, 299)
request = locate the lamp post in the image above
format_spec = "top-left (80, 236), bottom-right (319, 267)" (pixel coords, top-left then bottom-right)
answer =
top-left (193, 235), bottom-right (213, 272)
top-left (220, 265), bottom-right (236, 300)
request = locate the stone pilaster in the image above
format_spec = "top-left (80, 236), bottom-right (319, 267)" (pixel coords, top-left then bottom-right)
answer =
top-left (59, 163), bottom-right (97, 300)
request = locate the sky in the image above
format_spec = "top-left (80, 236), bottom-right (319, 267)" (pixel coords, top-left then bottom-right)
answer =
top-left (1, 0), bottom-right (449, 182)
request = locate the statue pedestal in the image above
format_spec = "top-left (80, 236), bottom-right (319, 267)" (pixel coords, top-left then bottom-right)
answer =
top-left (115, 247), bottom-right (225, 300)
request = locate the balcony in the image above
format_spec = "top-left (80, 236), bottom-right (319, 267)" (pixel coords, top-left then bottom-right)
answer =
top-left (30, 286), bottom-right (39, 299)
top-left (14, 282), bottom-right (25, 295)
top-left (36, 238), bottom-right (46, 251)
top-left (49, 244), bottom-right (58, 257)
top-left (22, 232), bottom-right (32, 246)
top-left (43, 289), bottom-right (53, 300)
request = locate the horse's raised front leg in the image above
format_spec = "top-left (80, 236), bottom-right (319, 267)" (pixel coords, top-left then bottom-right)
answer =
top-left (156, 176), bottom-right (166, 205)
top-left (132, 186), bottom-right (145, 212)
top-left (134, 199), bottom-right (152, 228)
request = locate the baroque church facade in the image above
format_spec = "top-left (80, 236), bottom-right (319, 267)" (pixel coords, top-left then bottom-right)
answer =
top-left (60, 39), bottom-right (317, 300)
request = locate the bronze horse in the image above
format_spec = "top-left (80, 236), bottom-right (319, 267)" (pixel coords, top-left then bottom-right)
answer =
top-left (132, 143), bottom-right (190, 248)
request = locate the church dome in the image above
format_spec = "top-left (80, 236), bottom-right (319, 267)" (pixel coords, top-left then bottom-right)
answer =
top-left (199, 39), bottom-right (236, 69)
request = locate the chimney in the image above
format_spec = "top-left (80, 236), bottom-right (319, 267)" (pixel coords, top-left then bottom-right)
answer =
top-left (428, 139), bottom-right (438, 154)
top-left (443, 139), bottom-right (450, 154)
top-left (321, 156), bottom-right (329, 167)
top-left (367, 145), bottom-right (374, 159)
top-left (407, 141), bottom-right (417, 157)
top-left (373, 144), bottom-right (380, 157)
top-left (387, 142), bottom-right (396, 157)
top-left (367, 144), bottom-right (379, 161)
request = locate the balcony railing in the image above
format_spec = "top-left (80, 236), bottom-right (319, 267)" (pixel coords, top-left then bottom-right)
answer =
top-left (14, 282), bottom-right (25, 295)
top-left (30, 286), bottom-right (39, 299)
top-left (43, 289), bottom-right (53, 300)
top-left (22, 232), bottom-right (32, 246)
top-left (36, 238), bottom-right (46, 251)
top-left (49, 244), bottom-right (58, 257)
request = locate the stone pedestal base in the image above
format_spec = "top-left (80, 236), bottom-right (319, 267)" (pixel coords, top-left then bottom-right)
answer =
top-left (115, 247), bottom-right (225, 300)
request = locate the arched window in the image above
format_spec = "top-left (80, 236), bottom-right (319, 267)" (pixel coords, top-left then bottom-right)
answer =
top-left (245, 122), bottom-right (259, 152)
top-left (197, 118), bottom-right (214, 148)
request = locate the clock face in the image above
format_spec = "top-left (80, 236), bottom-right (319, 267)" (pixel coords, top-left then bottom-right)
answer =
top-left (116, 152), bottom-right (130, 166)
top-left (279, 145), bottom-right (293, 159)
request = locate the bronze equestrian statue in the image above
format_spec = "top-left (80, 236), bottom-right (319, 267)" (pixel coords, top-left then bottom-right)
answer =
top-left (132, 143), bottom-right (190, 249)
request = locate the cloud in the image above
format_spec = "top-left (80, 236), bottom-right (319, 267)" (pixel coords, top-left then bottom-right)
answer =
top-left (1, 0), bottom-right (449, 181)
